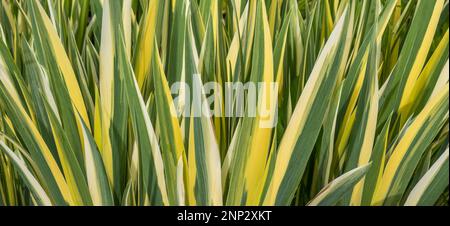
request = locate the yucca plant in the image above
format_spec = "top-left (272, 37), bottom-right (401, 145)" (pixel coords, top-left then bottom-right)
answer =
top-left (0, 0), bottom-right (448, 206)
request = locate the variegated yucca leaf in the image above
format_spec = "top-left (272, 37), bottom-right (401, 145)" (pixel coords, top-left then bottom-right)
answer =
top-left (0, 0), bottom-right (448, 206)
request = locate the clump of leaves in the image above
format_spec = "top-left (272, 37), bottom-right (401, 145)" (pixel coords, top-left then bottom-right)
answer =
top-left (0, 0), bottom-right (448, 206)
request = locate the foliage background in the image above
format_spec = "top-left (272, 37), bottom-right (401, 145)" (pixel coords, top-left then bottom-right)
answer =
top-left (0, 0), bottom-right (448, 206)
